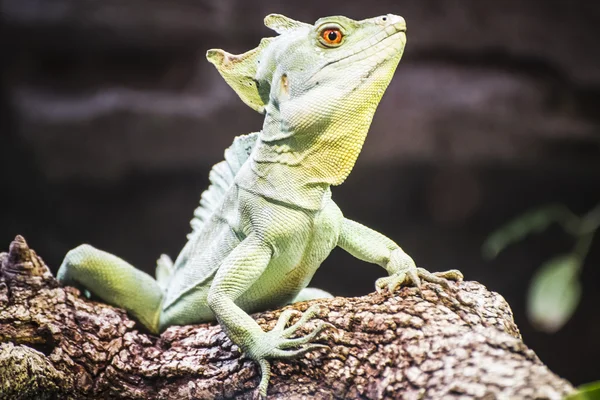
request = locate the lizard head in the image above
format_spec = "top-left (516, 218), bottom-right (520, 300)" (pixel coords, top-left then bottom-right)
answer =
top-left (208, 14), bottom-right (406, 184)
top-left (207, 13), bottom-right (406, 122)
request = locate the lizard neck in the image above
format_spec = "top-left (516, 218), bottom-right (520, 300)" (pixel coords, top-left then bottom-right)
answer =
top-left (234, 154), bottom-right (332, 211)
top-left (234, 105), bottom-right (375, 210)
top-left (254, 109), bottom-right (373, 186)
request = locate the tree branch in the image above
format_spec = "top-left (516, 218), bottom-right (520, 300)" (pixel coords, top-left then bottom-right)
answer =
top-left (0, 236), bottom-right (574, 399)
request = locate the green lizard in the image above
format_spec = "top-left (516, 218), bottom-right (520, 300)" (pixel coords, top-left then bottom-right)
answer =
top-left (57, 13), bottom-right (462, 396)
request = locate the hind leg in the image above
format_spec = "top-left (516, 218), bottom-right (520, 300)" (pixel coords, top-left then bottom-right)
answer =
top-left (291, 287), bottom-right (333, 303)
top-left (57, 244), bottom-right (163, 333)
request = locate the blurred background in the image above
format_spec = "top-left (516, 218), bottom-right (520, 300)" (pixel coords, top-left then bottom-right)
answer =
top-left (1, 0), bottom-right (599, 387)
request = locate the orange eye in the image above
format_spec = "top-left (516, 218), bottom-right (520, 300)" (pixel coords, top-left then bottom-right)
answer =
top-left (321, 28), bottom-right (343, 45)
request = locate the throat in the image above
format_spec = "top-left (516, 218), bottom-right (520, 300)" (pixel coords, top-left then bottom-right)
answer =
top-left (234, 158), bottom-right (332, 210)
top-left (235, 115), bottom-right (372, 210)
top-left (254, 125), bottom-right (369, 186)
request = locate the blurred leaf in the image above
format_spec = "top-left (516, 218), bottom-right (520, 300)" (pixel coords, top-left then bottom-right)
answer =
top-left (483, 204), bottom-right (577, 259)
top-left (527, 254), bottom-right (582, 333)
top-left (566, 381), bottom-right (600, 400)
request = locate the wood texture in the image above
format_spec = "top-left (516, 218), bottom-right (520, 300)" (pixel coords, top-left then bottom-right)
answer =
top-left (0, 236), bottom-right (574, 399)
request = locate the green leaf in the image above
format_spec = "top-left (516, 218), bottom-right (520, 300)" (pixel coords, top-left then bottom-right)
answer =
top-left (482, 204), bottom-right (577, 259)
top-left (527, 254), bottom-right (582, 333)
top-left (566, 381), bottom-right (600, 400)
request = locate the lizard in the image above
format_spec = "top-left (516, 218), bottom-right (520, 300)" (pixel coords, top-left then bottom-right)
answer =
top-left (57, 13), bottom-right (463, 397)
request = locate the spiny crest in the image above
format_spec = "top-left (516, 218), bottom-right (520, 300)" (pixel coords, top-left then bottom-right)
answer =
top-left (188, 132), bottom-right (259, 239)
top-left (206, 14), bottom-right (309, 113)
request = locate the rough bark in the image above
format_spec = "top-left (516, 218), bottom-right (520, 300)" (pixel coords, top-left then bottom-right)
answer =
top-left (0, 236), bottom-right (574, 399)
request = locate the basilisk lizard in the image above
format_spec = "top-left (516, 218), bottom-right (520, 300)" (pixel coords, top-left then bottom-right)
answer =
top-left (57, 13), bottom-right (462, 397)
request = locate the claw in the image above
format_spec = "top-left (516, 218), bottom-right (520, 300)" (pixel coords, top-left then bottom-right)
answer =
top-left (407, 268), bottom-right (423, 295)
top-left (257, 359), bottom-right (271, 398)
top-left (439, 269), bottom-right (464, 281)
top-left (375, 278), bottom-right (385, 293)
top-left (279, 321), bottom-right (335, 349)
top-left (377, 253), bottom-right (463, 297)
top-left (416, 268), bottom-right (449, 288)
top-left (272, 343), bottom-right (329, 358)
top-left (249, 304), bottom-right (332, 397)
top-left (282, 304), bottom-right (321, 337)
top-left (417, 268), bottom-right (463, 290)
top-left (273, 309), bottom-right (297, 331)
top-left (387, 280), bottom-right (398, 293)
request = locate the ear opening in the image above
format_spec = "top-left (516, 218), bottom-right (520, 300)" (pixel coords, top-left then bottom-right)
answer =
top-left (206, 37), bottom-right (274, 113)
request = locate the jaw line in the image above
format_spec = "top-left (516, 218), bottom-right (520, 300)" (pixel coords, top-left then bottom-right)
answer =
top-left (307, 29), bottom-right (406, 84)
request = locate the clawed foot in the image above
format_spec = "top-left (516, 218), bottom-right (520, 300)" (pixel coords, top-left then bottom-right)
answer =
top-left (250, 304), bottom-right (335, 397)
top-left (376, 248), bottom-right (463, 295)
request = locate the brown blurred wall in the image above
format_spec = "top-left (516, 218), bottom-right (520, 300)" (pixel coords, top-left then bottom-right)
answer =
top-left (1, 0), bottom-right (599, 386)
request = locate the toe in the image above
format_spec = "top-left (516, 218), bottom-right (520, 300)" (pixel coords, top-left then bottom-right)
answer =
top-left (272, 343), bottom-right (329, 359)
top-left (279, 321), bottom-right (335, 349)
top-left (273, 309), bottom-right (297, 331)
top-left (282, 305), bottom-right (321, 337)
top-left (417, 268), bottom-right (451, 288)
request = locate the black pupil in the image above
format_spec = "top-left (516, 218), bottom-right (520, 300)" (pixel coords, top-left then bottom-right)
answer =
top-left (328, 31), bottom-right (338, 41)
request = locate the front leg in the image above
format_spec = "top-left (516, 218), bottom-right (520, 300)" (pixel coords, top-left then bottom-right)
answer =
top-left (337, 218), bottom-right (462, 293)
top-left (207, 233), bottom-right (332, 398)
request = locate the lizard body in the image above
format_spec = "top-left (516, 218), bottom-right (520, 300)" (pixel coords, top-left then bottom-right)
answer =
top-left (58, 13), bottom-right (462, 397)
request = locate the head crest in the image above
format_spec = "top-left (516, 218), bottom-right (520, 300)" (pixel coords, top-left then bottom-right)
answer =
top-left (206, 37), bottom-right (273, 113)
top-left (264, 14), bottom-right (311, 34)
top-left (207, 14), bottom-right (310, 113)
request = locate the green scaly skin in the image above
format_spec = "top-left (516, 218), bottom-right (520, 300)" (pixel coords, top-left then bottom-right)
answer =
top-left (57, 13), bottom-right (463, 397)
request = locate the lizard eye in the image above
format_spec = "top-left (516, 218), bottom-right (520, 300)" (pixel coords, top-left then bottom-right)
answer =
top-left (319, 27), bottom-right (343, 47)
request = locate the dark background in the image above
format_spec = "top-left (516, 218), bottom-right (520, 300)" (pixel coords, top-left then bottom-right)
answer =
top-left (1, 0), bottom-right (599, 386)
